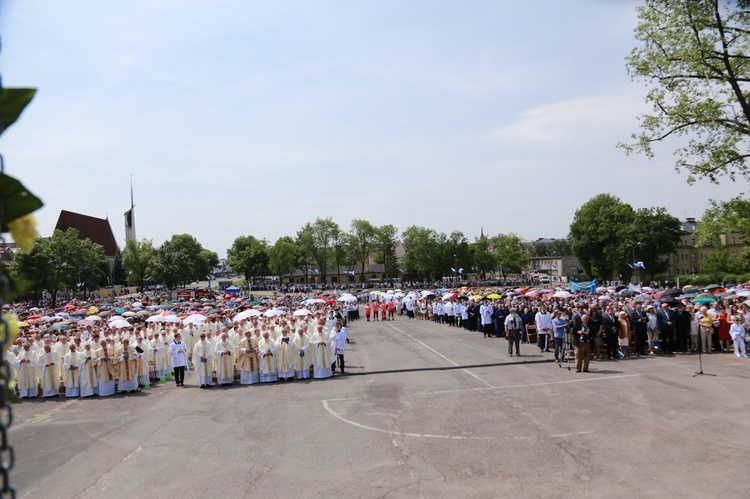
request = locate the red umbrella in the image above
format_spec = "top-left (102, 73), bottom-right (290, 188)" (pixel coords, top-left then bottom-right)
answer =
top-left (325, 300), bottom-right (336, 306)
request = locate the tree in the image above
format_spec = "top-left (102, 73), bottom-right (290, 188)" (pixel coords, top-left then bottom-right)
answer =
top-left (122, 238), bottom-right (156, 290)
top-left (154, 234), bottom-right (209, 288)
top-left (295, 224), bottom-right (316, 283)
top-left (527, 238), bottom-right (572, 257)
top-left (622, 0), bottom-right (750, 183)
top-left (631, 207), bottom-right (683, 280)
top-left (491, 233), bottom-right (529, 280)
top-left (401, 226), bottom-right (441, 280)
top-left (227, 235), bottom-right (269, 282)
top-left (374, 224), bottom-right (399, 279)
top-left (443, 231), bottom-right (471, 278)
top-left (112, 248), bottom-right (126, 285)
top-left (11, 228), bottom-right (107, 304)
top-left (696, 195), bottom-right (750, 271)
top-left (350, 219), bottom-right (377, 282)
top-left (310, 217), bottom-right (339, 282)
top-left (268, 236), bottom-right (299, 282)
top-left (471, 236), bottom-right (497, 276)
top-left (569, 194), bottom-right (636, 281)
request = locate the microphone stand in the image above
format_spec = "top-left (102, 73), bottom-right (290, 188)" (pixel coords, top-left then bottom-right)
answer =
top-left (693, 344), bottom-right (715, 377)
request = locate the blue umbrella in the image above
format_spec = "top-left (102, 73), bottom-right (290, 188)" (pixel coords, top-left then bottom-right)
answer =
top-left (50, 324), bottom-right (71, 331)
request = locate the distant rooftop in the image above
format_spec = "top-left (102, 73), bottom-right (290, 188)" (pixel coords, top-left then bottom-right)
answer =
top-left (55, 210), bottom-right (118, 256)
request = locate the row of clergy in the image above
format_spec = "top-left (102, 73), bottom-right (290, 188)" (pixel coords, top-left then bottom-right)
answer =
top-left (11, 321), bottom-right (348, 398)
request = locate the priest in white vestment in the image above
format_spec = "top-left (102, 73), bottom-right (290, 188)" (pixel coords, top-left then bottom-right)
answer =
top-left (38, 345), bottom-right (60, 397)
top-left (276, 328), bottom-right (295, 380)
top-left (237, 331), bottom-right (259, 385)
top-left (193, 333), bottom-right (215, 388)
top-left (115, 338), bottom-right (139, 392)
top-left (309, 326), bottom-right (333, 379)
top-left (95, 339), bottom-right (116, 396)
top-left (79, 342), bottom-right (98, 397)
top-left (62, 344), bottom-right (83, 397)
top-left (257, 331), bottom-right (278, 383)
top-left (292, 325), bottom-right (311, 379)
top-left (214, 333), bottom-right (234, 385)
top-left (16, 343), bottom-right (37, 398)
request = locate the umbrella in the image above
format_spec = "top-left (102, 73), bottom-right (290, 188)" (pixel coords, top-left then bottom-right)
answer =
top-left (486, 293), bottom-right (502, 299)
top-left (165, 315), bottom-right (182, 324)
top-left (98, 310), bottom-right (113, 317)
top-left (736, 289), bottom-right (750, 297)
top-left (661, 288), bottom-right (681, 297)
top-left (633, 294), bottom-right (650, 303)
top-left (293, 309), bottom-right (312, 316)
top-left (109, 319), bottom-right (131, 329)
top-left (691, 294), bottom-right (717, 305)
top-left (122, 311), bottom-right (137, 317)
top-left (107, 315), bottom-right (125, 322)
top-left (132, 302), bottom-right (143, 308)
top-left (115, 307), bottom-right (126, 314)
top-left (146, 315), bottom-right (167, 323)
top-left (263, 309), bottom-right (282, 317)
top-left (598, 295), bottom-right (612, 301)
top-left (553, 291), bottom-right (573, 298)
top-left (704, 284), bottom-right (722, 291)
top-left (49, 324), bottom-right (71, 331)
top-left (184, 314), bottom-right (208, 325)
top-left (77, 319), bottom-right (96, 327)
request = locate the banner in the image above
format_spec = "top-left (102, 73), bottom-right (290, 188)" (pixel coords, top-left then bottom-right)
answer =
top-left (570, 279), bottom-right (596, 294)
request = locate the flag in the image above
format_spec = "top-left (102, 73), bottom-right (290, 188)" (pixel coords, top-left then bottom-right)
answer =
top-left (458, 268), bottom-right (463, 274)
top-left (451, 267), bottom-right (456, 273)
top-left (635, 261), bottom-right (646, 269)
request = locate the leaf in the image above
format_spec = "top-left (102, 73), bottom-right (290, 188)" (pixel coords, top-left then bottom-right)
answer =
top-left (0, 88), bottom-right (37, 136)
top-left (0, 174), bottom-right (44, 231)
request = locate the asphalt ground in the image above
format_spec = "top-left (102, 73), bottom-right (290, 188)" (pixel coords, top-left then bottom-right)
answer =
top-left (9, 313), bottom-right (750, 498)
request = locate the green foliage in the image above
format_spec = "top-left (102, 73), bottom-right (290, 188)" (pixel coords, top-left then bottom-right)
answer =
top-left (112, 248), bottom-right (126, 285)
top-left (491, 233), bottom-right (529, 278)
top-left (569, 194), bottom-right (635, 280)
top-left (632, 207), bottom-right (683, 279)
top-left (471, 236), bottom-right (497, 273)
top-left (0, 174), bottom-right (43, 232)
top-left (401, 225), bottom-right (441, 280)
top-left (268, 236), bottom-right (298, 280)
top-left (526, 238), bottom-right (572, 257)
top-left (11, 228), bottom-right (107, 304)
top-left (351, 219), bottom-right (377, 282)
top-left (374, 224), bottom-right (399, 279)
top-left (622, 0), bottom-right (750, 183)
top-left (696, 195), bottom-right (750, 273)
top-left (154, 234), bottom-right (210, 288)
top-left (122, 238), bottom-right (156, 289)
top-left (227, 235), bottom-right (269, 282)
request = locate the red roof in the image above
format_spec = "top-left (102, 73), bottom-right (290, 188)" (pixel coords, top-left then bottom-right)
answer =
top-left (55, 210), bottom-right (118, 256)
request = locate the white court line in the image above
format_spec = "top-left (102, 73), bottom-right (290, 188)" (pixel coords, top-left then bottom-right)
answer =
top-left (321, 399), bottom-right (486, 440)
top-left (385, 322), bottom-right (494, 388)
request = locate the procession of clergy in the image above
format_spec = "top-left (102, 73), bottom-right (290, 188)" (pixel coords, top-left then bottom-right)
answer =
top-left (11, 312), bottom-right (348, 398)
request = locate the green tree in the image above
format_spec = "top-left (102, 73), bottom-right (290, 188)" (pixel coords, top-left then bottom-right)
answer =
top-left (122, 238), bottom-right (156, 290)
top-left (350, 219), bottom-right (377, 282)
top-left (569, 194), bottom-right (636, 280)
top-left (268, 236), bottom-right (299, 282)
top-left (11, 228), bottom-right (106, 304)
top-left (227, 235), bottom-right (269, 282)
top-left (295, 224), bottom-right (316, 283)
top-left (309, 217), bottom-right (339, 282)
top-left (472, 236), bottom-right (497, 276)
top-left (401, 226), bottom-right (441, 280)
top-left (112, 248), bottom-right (126, 285)
top-left (622, 0), bottom-right (750, 183)
top-left (443, 231), bottom-right (471, 278)
top-left (374, 224), bottom-right (399, 279)
top-left (631, 207), bottom-right (683, 280)
top-left (696, 195), bottom-right (750, 271)
top-left (526, 238), bottom-right (572, 257)
top-left (491, 233), bottom-right (529, 280)
top-left (154, 234), bottom-right (209, 288)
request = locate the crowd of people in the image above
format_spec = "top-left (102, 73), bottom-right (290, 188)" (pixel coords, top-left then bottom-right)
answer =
top-left (9, 296), bottom-right (357, 398)
top-left (8, 282), bottom-right (749, 398)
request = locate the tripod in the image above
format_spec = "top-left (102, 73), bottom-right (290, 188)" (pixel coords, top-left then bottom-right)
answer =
top-left (693, 346), bottom-right (715, 377)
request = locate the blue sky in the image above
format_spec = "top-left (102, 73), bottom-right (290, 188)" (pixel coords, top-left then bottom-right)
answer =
top-left (2, 0), bottom-right (747, 258)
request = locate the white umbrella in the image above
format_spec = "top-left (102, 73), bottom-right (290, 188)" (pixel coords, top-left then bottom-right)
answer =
top-left (553, 291), bottom-right (573, 298)
top-left (232, 310), bottom-right (255, 322)
top-left (735, 289), bottom-right (750, 297)
top-left (146, 315), bottom-right (167, 323)
top-left (293, 308), bottom-right (312, 316)
top-left (263, 309), bottom-right (283, 317)
top-left (109, 319), bottom-right (131, 329)
top-left (122, 312), bottom-right (136, 318)
top-left (165, 315), bottom-right (182, 324)
top-left (337, 294), bottom-right (357, 302)
top-left (132, 302), bottom-right (143, 308)
top-left (393, 292), bottom-right (405, 298)
top-left (184, 314), bottom-right (207, 325)
top-left (303, 298), bottom-right (325, 305)
top-left (107, 315), bottom-right (125, 323)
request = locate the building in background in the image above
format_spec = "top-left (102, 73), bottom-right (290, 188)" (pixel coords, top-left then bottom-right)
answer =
top-left (55, 210), bottom-right (118, 273)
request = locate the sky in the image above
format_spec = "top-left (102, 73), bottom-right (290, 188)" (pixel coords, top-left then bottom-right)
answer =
top-left (1, 0), bottom-right (748, 258)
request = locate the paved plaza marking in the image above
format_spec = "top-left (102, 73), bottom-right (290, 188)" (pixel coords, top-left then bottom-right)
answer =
top-left (26, 400), bottom-right (78, 424)
top-left (385, 322), bottom-right (494, 388)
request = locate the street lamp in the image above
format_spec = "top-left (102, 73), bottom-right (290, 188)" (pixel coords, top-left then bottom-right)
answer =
top-left (632, 241), bottom-right (641, 284)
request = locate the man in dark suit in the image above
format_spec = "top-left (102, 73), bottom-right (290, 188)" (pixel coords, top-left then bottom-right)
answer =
top-left (601, 306), bottom-right (619, 359)
top-left (674, 303), bottom-right (691, 353)
top-left (628, 303), bottom-right (649, 356)
top-left (571, 313), bottom-right (593, 372)
top-left (657, 302), bottom-right (675, 354)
